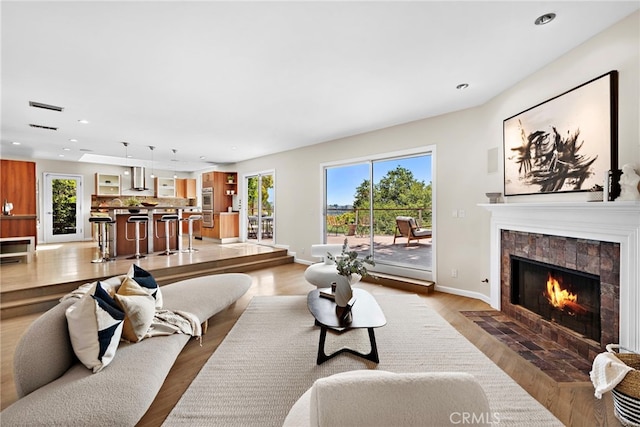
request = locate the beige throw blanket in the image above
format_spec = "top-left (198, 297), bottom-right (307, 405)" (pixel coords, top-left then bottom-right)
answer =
top-left (590, 352), bottom-right (633, 398)
top-left (61, 284), bottom-right (202, 340)
top-left (148, 309), bottom-right (202, 341)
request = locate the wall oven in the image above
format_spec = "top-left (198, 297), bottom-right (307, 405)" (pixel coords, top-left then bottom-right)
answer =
top-left (202, 210), bottom-right (214, 228)
top-left (202, 187), bottom-right (213, 211)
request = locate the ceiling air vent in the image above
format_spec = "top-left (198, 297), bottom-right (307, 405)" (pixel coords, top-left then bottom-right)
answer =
top-left (29, 123), bottom-right (58, 131)
top-left (29, 101), bottom-right (64, 112)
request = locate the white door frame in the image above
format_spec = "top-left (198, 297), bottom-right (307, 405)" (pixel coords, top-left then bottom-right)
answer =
top-left (242, 169), bottom-right (275, 244)
top-left (43, 173), bottom-right (84, 243)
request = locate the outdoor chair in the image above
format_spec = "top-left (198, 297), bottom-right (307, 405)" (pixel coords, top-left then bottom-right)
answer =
top-left (356, 214), bottom-right (370, 237)
top-left (326, 215), bottom-right (341, 236)
top-left (393, 216), bottom-right (432, 247)
top-left (247, 216), bottom-right (258, 239)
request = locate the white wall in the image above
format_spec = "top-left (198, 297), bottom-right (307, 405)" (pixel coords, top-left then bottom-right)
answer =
top-left (234, 11), bottom-right (639, 301)
top-left (15, 11), bottom-right (638, 302)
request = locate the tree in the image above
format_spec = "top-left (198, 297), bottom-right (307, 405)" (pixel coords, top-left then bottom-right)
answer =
top-left (52, 179), bottom-right (77, 234)
top-left (247, 175), bottom-right (274, 215)
top-left (353, 166), bottom-right (432, 234)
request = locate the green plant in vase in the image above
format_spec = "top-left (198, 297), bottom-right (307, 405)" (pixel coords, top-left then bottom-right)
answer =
top-left (124, 197), bottom-right (140, 207)
top-left (326, 238), bottom-right (375, 306)
top-left (124, 197), bottom-right (141, 213)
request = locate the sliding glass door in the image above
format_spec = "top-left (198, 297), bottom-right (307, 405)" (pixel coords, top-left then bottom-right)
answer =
top-left (324, 150), bottom-right (433, 281)
top-left (245, 171), bottom-right (275, 245)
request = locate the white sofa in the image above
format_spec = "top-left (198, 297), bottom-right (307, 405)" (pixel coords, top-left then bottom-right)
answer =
top-left (1, 273), bottom-right (252, 426)
top-left (304, 244), bottom-right (353, 288)
top-left (283, 370), bottom-right (492, 427)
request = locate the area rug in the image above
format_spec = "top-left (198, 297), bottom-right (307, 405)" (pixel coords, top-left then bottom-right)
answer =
top-left (462, 310), bottom-right (592, 382)
top-left (163, 294), bottom-right (562, 426)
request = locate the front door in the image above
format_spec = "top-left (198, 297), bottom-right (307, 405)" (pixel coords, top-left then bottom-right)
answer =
top-left (43, 173), bottom-right (84, 243)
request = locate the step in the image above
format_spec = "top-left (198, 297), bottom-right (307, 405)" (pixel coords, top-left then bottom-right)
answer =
top-left (0, 253), bottom-right (294, 319)
top-left (363, 272), bottom-right (435, 294)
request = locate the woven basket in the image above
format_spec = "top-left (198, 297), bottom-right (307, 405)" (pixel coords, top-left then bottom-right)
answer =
top-left (607, 345), bottom-right (640, 427)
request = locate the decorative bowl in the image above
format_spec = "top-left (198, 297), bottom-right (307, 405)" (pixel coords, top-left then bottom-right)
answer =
top-left (485, 192), bottom-right (502, 203)
top-left (141, 202), bottom-right (159, 207)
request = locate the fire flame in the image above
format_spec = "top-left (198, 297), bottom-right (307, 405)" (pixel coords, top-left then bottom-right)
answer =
top-left (545, 273), bottom-right (587, 315)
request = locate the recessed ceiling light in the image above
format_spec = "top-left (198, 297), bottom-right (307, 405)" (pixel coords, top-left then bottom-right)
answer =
top-left (78, 119), bottom-right (89, 124)
top-left (534, 13), bottom-right (556, 26)
top-left (58, 154), bottom-right (65, 157)
top-left (63, 147), bottom-right (71, 151)
top-left (200, 156), bottom-right (206, 160)
top-left (69, 138), bottom-right (78, 142)
top-left (456, 83), bottom-right (469, 90)
top-left (12, 141), bottom-right (21, 145)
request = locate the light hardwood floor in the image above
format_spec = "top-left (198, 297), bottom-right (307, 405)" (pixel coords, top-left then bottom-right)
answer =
top-left (1, 249), bottom-right (619, 426)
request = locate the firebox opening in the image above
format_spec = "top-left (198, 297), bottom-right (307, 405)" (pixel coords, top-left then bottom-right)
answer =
top-left (510, 256), bottom-right (601, 342)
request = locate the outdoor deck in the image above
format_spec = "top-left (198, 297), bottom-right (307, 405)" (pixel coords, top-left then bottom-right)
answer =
top-left (326, 233), bottom-right (432, 270)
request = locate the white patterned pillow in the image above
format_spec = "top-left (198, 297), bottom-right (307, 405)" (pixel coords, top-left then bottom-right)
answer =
top-left (115, 276), bottom-right (156, 343)
top-left (66, 281), bottom-right (125, 373)
top-left (127, 264), bottom-right (163, 308)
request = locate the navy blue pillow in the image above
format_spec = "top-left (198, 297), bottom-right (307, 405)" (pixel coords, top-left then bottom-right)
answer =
top-left (130, 264), bottom-right (162, 308)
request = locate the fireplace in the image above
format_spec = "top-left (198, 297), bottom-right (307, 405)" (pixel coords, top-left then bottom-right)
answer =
top-left (482, 202), bottom-right (640, 355)
top-left (510, 256), bottom-right (601, 342)
top-left (500, 230), bottom-right (618, 359)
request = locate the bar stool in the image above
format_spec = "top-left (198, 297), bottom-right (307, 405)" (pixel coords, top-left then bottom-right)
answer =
top-left (89, 216), bottom-right (116, 263)
top-left (156, 214), bottom-right (180, 256)
top-left (181, 215), bottom-right (202, 253)
top-left (126, 215), bottom-right (149, 259)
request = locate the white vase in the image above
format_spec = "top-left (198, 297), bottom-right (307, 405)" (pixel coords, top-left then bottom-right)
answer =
top-left (334, 275), bottom-right (355, 307)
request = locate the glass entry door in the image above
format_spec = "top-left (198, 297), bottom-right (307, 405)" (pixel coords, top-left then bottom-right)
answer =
top-left (43, 173), bottom-right (84, 243)
top-left (245, 171), bottom-right (275, 245)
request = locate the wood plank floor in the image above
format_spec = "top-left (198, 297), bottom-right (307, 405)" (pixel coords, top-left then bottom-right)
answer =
top-left (0, 242), bottom-right (619, 426)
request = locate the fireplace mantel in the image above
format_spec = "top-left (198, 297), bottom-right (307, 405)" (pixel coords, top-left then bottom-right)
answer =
top-left (481, 201), bottom-right (640, 352)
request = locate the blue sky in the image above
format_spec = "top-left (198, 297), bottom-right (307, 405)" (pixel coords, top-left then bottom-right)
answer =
top-left (326, 155), bottom-right (432, 206)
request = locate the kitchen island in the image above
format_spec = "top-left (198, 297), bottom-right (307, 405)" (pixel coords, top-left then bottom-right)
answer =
top-left (90, 206), bottom-right (202, 257)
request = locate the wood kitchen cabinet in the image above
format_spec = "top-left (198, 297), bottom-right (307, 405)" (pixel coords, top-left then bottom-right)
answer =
top-left (202, 172), bottom-right (214, 188)
top-left (200, 212), bottom-right (238, 243)
top-left (212, 172), bottom-right (237, 213)
top-left (0, 160), bottom-right (37, 242)
top-left (176, 178), bottom-right (196, 199)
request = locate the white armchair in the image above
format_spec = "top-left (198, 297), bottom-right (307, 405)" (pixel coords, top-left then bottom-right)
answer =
top-left (303, 244), bottom-right (344, 288)
top-left (283, 370), bottom-right (492, 427)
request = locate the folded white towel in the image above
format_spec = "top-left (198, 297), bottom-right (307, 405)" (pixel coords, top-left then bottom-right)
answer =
top-left (590, 352), bottom-right (634, 399)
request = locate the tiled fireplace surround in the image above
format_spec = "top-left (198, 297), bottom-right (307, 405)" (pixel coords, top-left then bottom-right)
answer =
top-left (500, 230), bottom-right (618, 360)
top-left (482, 202), bottom-right (640, 356)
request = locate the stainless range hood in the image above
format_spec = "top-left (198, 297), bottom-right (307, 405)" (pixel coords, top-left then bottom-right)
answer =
top-left (130, 167), bottom-right (148, 190)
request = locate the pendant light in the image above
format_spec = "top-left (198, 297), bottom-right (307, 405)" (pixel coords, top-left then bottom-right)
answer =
top-left (172, 149), bottom-right (178, 179)
top-left (122, 142), bottom-right (130, 175)
top-left (149, 146), bottom-right (156, 178)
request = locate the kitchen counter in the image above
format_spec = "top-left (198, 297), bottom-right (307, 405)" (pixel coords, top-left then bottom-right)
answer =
top-left (90, 206), bottom-right (202, 256)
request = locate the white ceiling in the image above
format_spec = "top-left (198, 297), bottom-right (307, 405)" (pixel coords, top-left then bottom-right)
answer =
top-left (2, 1), bottom-right (638, 173)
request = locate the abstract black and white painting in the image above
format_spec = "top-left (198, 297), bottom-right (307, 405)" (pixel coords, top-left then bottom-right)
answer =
top-left (503, 71), bottom-right (617, 196)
